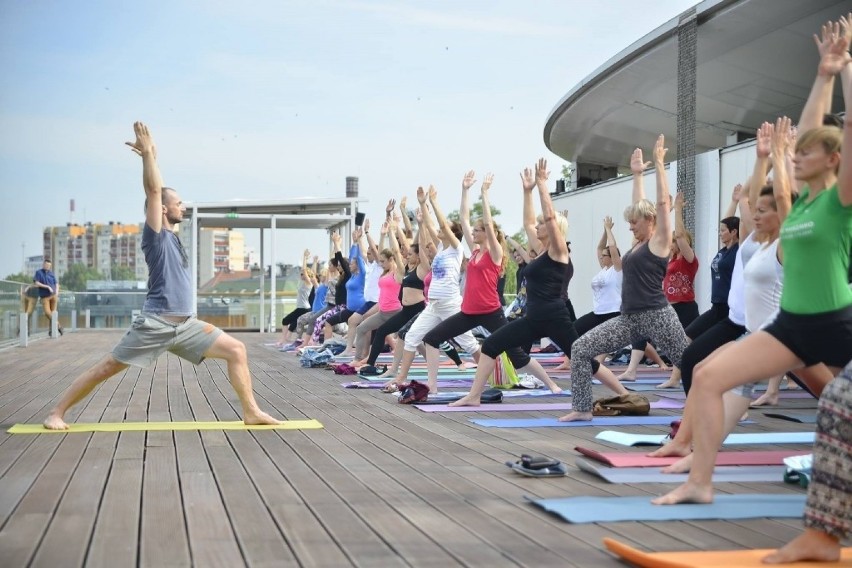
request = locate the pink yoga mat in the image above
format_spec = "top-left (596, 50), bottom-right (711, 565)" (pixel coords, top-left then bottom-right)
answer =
top-left (574, 447), bottom-right (805, 468)
top-left (415, 399), bottom-right (684, 412)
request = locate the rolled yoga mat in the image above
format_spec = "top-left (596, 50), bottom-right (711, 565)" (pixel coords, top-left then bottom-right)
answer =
top-left (529, 494), bottom-right (805, 523)
top-left (574, 446), bottom-right (807, 467)
top-left (602, 537), bottom-right (852, 567)
top-left (594, 430), bottom-right (814, 447)
top-left (575, 458), bottom-right (786, 484)
top-left (8, 419), bottom-right (324, 434)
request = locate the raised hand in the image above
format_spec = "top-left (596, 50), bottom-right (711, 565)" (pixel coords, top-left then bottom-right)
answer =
top-left (313, 255), bottom-right (319, 264)
top-left (415, 208), bottom-right (423, 223)
top-left (416, 186), bottom-right (427, 204)
top-left (674, 191), bottom-right (685, 210)
top-left (816, 19), bottom-right (852, 76)
top-left (481, 173), bottom-right (494, 193)
top-left (732, 183), bottom-right (743, 202)
top-left (519, 167), bottom-right (535, 192)
top-left (399, 196), bottom-right (407, 211)
top-left (385, 199), bottom-right (396, 216)
top-left (428, 185), bottom-right (438, 202)
top-left (771, 116), bottom-right (792, 156)
top-left (392, 212), bottom-right (402, 224)
top-left (364, 218), bottom-right (371, 233)
top-left (653, 135), bottom-right (667, 165)
top-left (125, 121), bottom-right (156, 157)
top-left (604, 216), bottom-right (614, 231)
top-left (534, 158), bottom-right (549, 186)
top-left (331, 230), bottom-right (341, 244)
top-left (303, 249), bottom-right (311, 259)
top-left (630, 148), bottom-right (650, 174)
top-left (755, 121), bottom-right (772, 159)
top-left (462, 170), bottom-right (476, 191)
top-left (380, 221), bottom-right (389, 235)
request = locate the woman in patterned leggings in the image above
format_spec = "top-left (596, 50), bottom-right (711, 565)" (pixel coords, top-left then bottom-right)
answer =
top-left (562, 138), bottom-right (689, 421)
top-left (764, 359), bottom-right (852, 564)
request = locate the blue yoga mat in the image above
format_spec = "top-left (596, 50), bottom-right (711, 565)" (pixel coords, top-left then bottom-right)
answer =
top-left (470, 416), bottom-right (678, 428)
top-left (528, 493), bottom-right (805, 523)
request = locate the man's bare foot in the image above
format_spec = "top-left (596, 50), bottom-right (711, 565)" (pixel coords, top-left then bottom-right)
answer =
top-left (656, 378), bottom-right (681, 389)
top-left (647, 442), bottom-right (691, 458)
top-left (616, 371), bottom-right (636, 381)
top-left (762, 529), bottom-right (841, 564)
top-left (243, 410), bottom-right (282, 426)
top-left (448, 394), bottom-right (481, 407)
top-left (651, 482), bottom-right (713, 505)
top-left (558, 411), bottom-right (593, 422)
top-left (750, 392), bottom-right (779, 407)
top-left (43, 413), bottom-right (69, 430)
top-left (660, 453), bottom-right (693, 473)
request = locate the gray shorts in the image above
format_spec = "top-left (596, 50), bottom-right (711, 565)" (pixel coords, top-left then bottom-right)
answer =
top-left (112, 313), bottom-right (223, 368)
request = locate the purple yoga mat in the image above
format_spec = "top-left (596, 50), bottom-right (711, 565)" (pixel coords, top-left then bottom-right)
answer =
top-left (415, 399), bottom-right (684, 412)
top-left (342, 380), bottom-right (474, 389)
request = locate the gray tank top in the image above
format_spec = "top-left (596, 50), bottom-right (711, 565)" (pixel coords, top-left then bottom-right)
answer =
top-left (141, 224), bottom-right (194, 315)
top-left (620, 241), bottom-right (669, 314)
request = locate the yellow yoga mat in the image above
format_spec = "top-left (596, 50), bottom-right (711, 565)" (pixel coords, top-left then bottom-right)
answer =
top-left (7, 419), bottom-right (324, 434)
top-left (603, 538), bottom-right (852, 567)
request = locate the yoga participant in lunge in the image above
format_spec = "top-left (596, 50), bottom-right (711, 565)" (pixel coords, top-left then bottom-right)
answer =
top-left (552, 216), bottom-right (624, 373)
top-left (277, 250), bottom-right (315, 347)
top-left (322, 228), bottom-right (366, 341)
top-left (449, 159), bottom-right (624, 407)
top-left (563, 138), bottom-right (689, 421)
top-left (355, 217), bottom-right (426, 376)
top-left (338, 218), bottom-right (381, 358)
top-left (384, 184), bottom-right (480, 392)
top-left (44, 122), bottom-right (279, 429)
top-left (654, 24), bottom-right (852, 508)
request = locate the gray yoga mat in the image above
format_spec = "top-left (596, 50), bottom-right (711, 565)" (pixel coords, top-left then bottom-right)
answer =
top-left (417, 399), bottom-right (683, 413)
top-left (656, 390), bottom-right (814, 400)
top-left (595, 429), bottom-right (809, 447)
top-left (528, 493), bottom-right (805, 523)
top-left (575, 458), bottom-right (787, 484)
top-left (470, 416), bottom-right (678, 428)
top-left (764, 411), bottom-right (818, 424)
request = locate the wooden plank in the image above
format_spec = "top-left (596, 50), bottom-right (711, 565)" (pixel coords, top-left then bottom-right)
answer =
top-left (139, 445), bottom-right (191, 567)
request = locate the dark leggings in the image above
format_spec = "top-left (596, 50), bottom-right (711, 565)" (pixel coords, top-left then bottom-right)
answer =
top-left (633, 301), bottom-right (697, 351)
top-left (480, 308), bottom-right (592, 372)
top-left (573, 311), bottom-right (620, 338)
top-left (282, 307), bottom-right (311, 332)
top-left (681, 316), bottom-right (746, 394)
top-left (367, 302), bottom-right (425, 366)
top-left (325, 308), bottom-right (355, 327)
top-left (424, 307), bottom-right (529, 369)
top-left (685, 302), bottom-right (728, 340)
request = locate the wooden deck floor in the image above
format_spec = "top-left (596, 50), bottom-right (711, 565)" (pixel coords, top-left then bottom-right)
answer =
top-left (0, 330), bottom-right (820, 567)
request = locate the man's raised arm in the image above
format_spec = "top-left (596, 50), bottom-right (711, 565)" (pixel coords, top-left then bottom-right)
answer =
top-left (126, 121), bottom-right (164, 233)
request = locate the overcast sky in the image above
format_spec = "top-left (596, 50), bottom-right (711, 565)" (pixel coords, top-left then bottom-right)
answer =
top-left (0, 0), bottom-right (698, 278)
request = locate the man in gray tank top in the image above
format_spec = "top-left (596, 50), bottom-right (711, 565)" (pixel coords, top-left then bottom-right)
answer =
top-left (43, 122), bottom-right (281, 430)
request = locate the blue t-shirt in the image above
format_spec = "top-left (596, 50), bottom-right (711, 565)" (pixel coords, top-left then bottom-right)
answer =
top-left (345, 244), bottom-right (366, 311)
top-left (34, 268), bottom-right (57, 298)
top-left (312, 284), bottom-right (328, 312)
top-left (710, 243), bottom-right (738, 304)
top-left (142, 223), bottom-right (193, 315)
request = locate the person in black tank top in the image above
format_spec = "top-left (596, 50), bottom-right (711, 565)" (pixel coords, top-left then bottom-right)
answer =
top-left (357, 220), bottom-right (427, 375)
top-left (562, 141), bottom-right (689, 422)
top-left (450, 159), bottom-right (626, 407)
